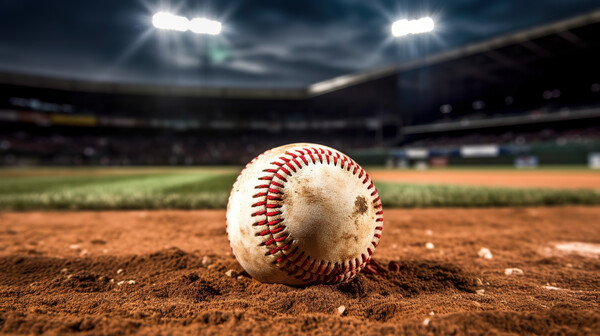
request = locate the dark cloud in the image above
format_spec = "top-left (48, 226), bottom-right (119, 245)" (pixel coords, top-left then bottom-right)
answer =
top-left (0, 0), bottom-right (598, 87)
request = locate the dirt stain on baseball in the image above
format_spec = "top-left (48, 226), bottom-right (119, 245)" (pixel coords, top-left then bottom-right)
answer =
top-left (298, 183), bottom-right (327, 205)
top-left (353, 196), bottom-right (368, 217)
top-left (341, 232), bottom-right (359, 242)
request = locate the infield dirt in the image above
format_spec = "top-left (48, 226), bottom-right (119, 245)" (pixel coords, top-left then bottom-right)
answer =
top-left (1, 207), bottom-right (599, 335)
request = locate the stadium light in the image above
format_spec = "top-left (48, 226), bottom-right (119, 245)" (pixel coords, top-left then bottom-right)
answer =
top-left (152, 12), bottom-right (221, 35)
top-left (190, 18), bottom-right (221, 35)
top-left (153, 12), bottom-right (190, 32)
top-left (391, 17), bottom-right (434, 37)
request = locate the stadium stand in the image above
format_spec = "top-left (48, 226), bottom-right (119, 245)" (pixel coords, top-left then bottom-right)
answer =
top-left (1, 10), bottom-right (600, 166)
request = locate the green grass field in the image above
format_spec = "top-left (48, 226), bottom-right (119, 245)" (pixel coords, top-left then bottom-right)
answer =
top-left (0, 167), bottom-right (599, 210)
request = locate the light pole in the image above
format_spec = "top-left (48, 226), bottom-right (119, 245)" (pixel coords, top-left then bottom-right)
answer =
top-left (391, 17), bottom-right (435, 146)
top-left (152, 12), bottom-right (222, 86)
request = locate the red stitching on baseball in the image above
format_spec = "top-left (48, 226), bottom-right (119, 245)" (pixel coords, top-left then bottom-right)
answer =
top-left (258, 229), bottom-right (270, 236)
top-left (285, 162), bottom-right (296, 172)
top-left (270, 226), bottom-right (284, 234)
top-left (316, 262), bottom-right (324, 274)
top-left (265, 204), bottom-right (282, 208)
top-left (267, 219), bottom-right (283, 226)
top-left (265, 211), bottom-right (282, 216)
top-left (307, 259), bottom-right (316, 272)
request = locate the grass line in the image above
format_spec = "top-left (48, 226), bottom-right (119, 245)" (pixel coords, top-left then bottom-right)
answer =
top-left (0, 174), bottom-right (599, 210)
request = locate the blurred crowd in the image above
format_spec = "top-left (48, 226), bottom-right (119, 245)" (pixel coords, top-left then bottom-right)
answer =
top-left (2, 126), bottom-right (599, 166)
top-left (0, 131), bottom-right (379, 166)
top-left (403, 127), bottom-right (600, 148)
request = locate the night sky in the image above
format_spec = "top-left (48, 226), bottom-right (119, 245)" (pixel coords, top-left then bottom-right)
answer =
top-left (0, 0), bottom-right (598, 88)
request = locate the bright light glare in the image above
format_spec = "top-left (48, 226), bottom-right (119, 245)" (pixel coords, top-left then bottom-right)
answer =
top-left (391, 17), bottom-right (434, 37)
top-left (152, 12), bottom-right (221, 35)
top-left (190, 18), bottom-right (221, 35)
top-left (153, 12), bottom-right (190, 32)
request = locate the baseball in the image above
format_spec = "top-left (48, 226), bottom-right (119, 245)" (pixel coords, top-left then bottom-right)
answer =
top-left (226, 143), bottom-right (384, 286)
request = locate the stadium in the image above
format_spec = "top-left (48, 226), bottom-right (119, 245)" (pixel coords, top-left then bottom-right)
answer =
top-left (2, 10), bottom-right (600, 167)
top-left (1, 2), bottom-right (599, 335)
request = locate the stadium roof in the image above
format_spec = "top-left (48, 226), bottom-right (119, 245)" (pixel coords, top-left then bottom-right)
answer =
top-left (308, 8), bottom-right (600, 96)
top-left (0, 71), bottom-right (306, 100)
top-left (1, 7), bottom-right (600, 100)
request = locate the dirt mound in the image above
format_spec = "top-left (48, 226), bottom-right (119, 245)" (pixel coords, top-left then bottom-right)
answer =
top-left (0, 208), bottom-right (599, 334)
top-left (0, 248), bottom-right (479, 333)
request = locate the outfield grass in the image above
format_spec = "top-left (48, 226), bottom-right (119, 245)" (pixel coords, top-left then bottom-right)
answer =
top-left (0, 168), bottom-right (599, 210)
top-left (0, 171), bottom-right (237, 210)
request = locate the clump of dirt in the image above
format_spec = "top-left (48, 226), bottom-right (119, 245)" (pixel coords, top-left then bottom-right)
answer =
top-left (150, 272), bottom-right (221, 301)
top-left (48, 272), bottom-right (112, 293)
top-left (380, 260), bottom-right (477, 296)
top-left (364, 302), bottom-right (400, 322)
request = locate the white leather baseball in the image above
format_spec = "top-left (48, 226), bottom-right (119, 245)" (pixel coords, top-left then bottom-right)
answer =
top-left (226, 143), bottom-right (384, 286)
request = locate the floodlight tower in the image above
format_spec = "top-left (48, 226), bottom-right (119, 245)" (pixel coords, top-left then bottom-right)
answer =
top-left (390, 16), bottom-right (434, 145)
top-left (152, 12), bottom-right (222, 86)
